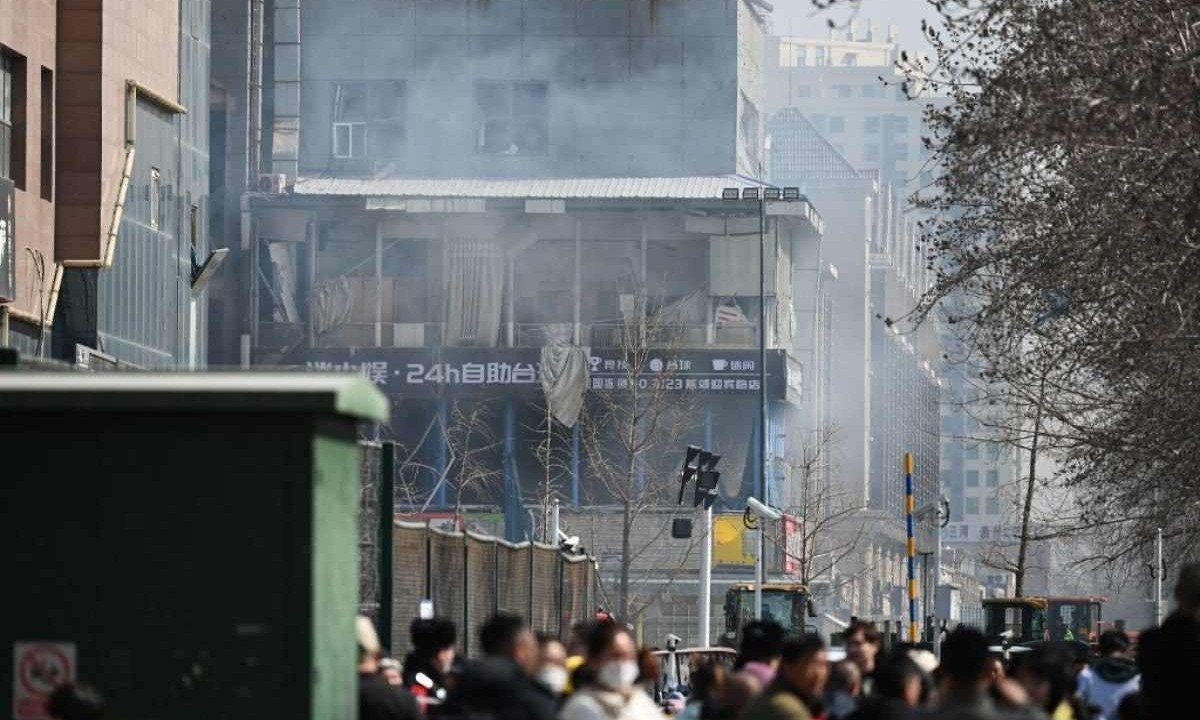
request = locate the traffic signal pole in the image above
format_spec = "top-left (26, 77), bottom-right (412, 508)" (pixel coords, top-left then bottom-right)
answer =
top-left (699, 504), bottom-right (713, 646)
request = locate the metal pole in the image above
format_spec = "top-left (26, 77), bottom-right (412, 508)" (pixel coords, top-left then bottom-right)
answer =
top-left (1155, 527), bottom-right (1165, 625)
top-left (934, 504), bottom-right (943, 659)
top-left (552, 498), bottom-right (561, 547)
top-left (905, 453), bottom-right (918, 643)
top-left (756, 196), bottom-right (767, 621)
top-left (378, 442), bottom-right (395, 648)
top-left (699, 504), bottom-right (713, 645)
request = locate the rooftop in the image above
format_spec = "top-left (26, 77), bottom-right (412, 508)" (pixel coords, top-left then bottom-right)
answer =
top-left (290, 175), bottom-right (777, 201)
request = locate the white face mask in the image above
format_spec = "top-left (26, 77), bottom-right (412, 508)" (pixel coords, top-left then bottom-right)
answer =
top-left (536, 666), bottom-right (568, 694)
top-left (597, 660), bottom-right (640, 691)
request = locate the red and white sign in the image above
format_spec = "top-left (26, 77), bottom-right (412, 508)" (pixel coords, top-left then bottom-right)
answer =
top-left (782, 515), bottom-right (805, 578)
top-left (12, 642), bottom-right (76, 720)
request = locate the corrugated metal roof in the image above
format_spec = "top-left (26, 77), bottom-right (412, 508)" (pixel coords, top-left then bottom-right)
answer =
top-left (291, 175), bottom-right (774, 200)
top-left (768, 108), bottom-right (867, 183)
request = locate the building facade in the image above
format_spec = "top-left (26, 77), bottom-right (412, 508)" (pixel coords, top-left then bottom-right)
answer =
top-left (0, 0), bottom-right (211, 368)
top-left (0, 1), bottom-right (58, 353)
top-left (210, 0), bottom-right (845, 644)
top-left (767, 108), bottom-right (942, 623)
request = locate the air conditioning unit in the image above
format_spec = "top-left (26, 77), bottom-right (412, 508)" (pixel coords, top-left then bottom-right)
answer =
top-left (257, 173), bottom-right (288, 194)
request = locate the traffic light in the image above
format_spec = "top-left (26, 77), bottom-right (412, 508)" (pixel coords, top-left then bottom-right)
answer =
top-left (693, 453), bottom-right (721, 509)
top-left (677, 445), bottom-right (702, 505)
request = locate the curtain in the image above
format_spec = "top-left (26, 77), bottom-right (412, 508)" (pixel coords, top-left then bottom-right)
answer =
top-left (444, 238), bottom-right (504, 347)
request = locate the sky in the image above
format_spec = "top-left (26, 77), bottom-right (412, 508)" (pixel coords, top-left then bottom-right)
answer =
top-left (769, 0), bottom-right (937, 50)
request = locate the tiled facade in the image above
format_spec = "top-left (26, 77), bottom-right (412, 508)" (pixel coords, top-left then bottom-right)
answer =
top-left (0, 0), bottom-right (209, 368)
top-left (0, 0), bottom-right (57, 350)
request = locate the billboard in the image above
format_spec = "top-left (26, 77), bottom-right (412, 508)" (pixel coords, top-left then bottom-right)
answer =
top-left (302, 347), bottom-right (788, 400)
top-left (712, 513), bottom-right (756, 567)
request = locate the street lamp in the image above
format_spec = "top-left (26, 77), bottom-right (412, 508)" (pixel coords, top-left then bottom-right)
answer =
top-left (722, 185), bottom-right (804, 620)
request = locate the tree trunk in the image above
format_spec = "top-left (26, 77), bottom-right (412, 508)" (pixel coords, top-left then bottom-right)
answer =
top-left (620, 498), bottom-right (632, 619)
top-left (1015, 374), bottom-right (1046, 597)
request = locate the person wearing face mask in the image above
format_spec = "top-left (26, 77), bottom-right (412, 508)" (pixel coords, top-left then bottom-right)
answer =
top-left (560, 621), bottom-right (666, 720)
top-left (534, 633), bottom-right (570, 701)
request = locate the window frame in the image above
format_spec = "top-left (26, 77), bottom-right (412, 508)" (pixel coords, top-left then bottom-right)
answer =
top-left (474, 80), bottom-right (549, 157)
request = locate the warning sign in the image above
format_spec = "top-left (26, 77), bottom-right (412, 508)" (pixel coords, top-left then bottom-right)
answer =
top-left (12, 642), bottom-right (76, 720)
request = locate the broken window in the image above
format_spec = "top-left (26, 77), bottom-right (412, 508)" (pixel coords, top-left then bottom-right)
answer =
top-left (368, 80), bottom-right (406, 159)
top-left (475, 80), bottom-right (548, 156)
top-left (332, 82), bottom-right (367, 158)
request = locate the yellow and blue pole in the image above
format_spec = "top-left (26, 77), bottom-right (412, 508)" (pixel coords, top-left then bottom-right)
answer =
top-left (905, 453), bottom-right (918, 643)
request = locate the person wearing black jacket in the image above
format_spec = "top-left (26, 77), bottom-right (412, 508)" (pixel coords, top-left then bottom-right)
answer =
top-left (358, 616), bottom-right (421, 720)
top-left (433, 613), bottom-right (557, 720)
top-left (1138, 562), bottom-right (1200, 720)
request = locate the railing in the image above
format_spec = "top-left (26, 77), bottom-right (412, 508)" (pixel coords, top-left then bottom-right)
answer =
top-left (263, 321), bottom-right (764, 350)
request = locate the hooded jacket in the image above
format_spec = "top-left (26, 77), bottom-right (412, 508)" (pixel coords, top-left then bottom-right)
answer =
top-left (1077, 656), bottom-right (1139, 720)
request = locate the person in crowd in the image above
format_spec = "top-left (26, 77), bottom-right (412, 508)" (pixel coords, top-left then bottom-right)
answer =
top-left (986, 656), bottom-right (1007, 686)
top-left (564, 621), bottom-right (594, 696)
top-left (403, 617), bottom-right (458, 711)
top-left (535, 633), bottom-right (570, 699)
top-left (1114, 692), bottom-right (1140, 720)
top-left (846, 652), bottom-right (924, 720)
top-left (722, 669), bottom-right (764, 718)
top-left (381, 657), bottom-right (404, 686)
top-left (824, 659), bottom-right (863, 720)
top-left (433, 613), bottom-right (556, 720)
top-left (46, 683), bottom-right (106, 720)
top-left (927, 626), bottom-right (1043, 720)
top-left (734, 620), bottom-right (787, 687)
top-left (741, 634), bottom-right (829, 720)
top-left (1077, 630), bottom-right (1138, 720)
top-left (676, 660), bottom-right (728, 720)
top-left (1136, 561), bottom-right (1200, 719)
top-left (844, 620), bottom-right (882, 696)
top-left (358, 616), bottom-right (421, 720)
top-left (1014, 646), bottom-right (1086, 720)
top-left (560, 621), bottom-right (665, 720)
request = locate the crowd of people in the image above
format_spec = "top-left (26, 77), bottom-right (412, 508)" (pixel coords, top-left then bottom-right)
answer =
top-left (354, 562), bottom-right (1200, 720)
top-left (33, 564), bottom-right (1199, 719)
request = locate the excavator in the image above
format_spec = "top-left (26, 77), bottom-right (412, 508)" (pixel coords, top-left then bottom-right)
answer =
top-left (722, 582), bottom-right (816, 643)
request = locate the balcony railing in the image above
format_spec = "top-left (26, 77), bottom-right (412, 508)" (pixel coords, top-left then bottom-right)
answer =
top-left (261, 321), bottom-right (763, 350)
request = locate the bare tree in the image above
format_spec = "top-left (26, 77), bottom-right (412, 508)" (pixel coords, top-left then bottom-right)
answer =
top-left (766, 425), bottom-right (870, 590)
top-left (578, 294), bottom-right (702, 621)
top-left (392, 399), bottom-right (504, 525)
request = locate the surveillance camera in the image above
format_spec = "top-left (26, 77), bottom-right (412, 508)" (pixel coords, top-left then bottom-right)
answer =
top-left (746, 497), bottom-right (781, 522)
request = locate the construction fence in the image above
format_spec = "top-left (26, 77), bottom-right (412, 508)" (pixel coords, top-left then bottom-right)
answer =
top-left (357, 441), bottom-right (597, 657)
top-left (389, 521), bottom-right (597, 658)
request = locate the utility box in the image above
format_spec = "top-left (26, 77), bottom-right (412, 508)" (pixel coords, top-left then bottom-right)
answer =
top-left (0, 373), bottom-right (387, 719)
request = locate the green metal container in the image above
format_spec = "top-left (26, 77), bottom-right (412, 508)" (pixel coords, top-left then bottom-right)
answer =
top-left (0, 373), bottom-right (387, 719)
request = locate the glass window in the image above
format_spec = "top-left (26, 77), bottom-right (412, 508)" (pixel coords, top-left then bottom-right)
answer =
top-left (892, 115), bottom-right (911, 133)
top-left (828, 116), bottom-right (845, 134)
top-left (864, 143), bottom-right (879, 162)
top-left (865, 116), bottom-right (880, 134)
top-left (814, 47), bottom-right (828, 66)
top-left (834, 85), bottom-right (852, 98)
top-left (965, 444), bottom-right (979, 460)
top-left (965, 497), bottom-right (979, 515)
top-left (332, 82), bottom-right (367, 159)
top-left (966, 470), bottom-right (979, 487)
top-left (475, 80), bottom-right (549, 156)
top-left (862, 84), bottom-right (884, 98)
top-left (842, 53), bottom-right (858, 67)
top-left (0, 53), bottom-right (11, 180)
top-left (795, 85), bottom-right (813, 98)
top-left (986, 497), bottom-right (1000, 515)
top-left (986, 470), bottom-right (999, 487)
top-left (894, 143), bottom-right (910, 160)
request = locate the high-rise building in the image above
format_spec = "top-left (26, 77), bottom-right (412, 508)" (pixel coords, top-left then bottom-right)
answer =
top-left (766, 23), bottom-right (931, 194)
top-left (0, 0), bottom-right (212, 368)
